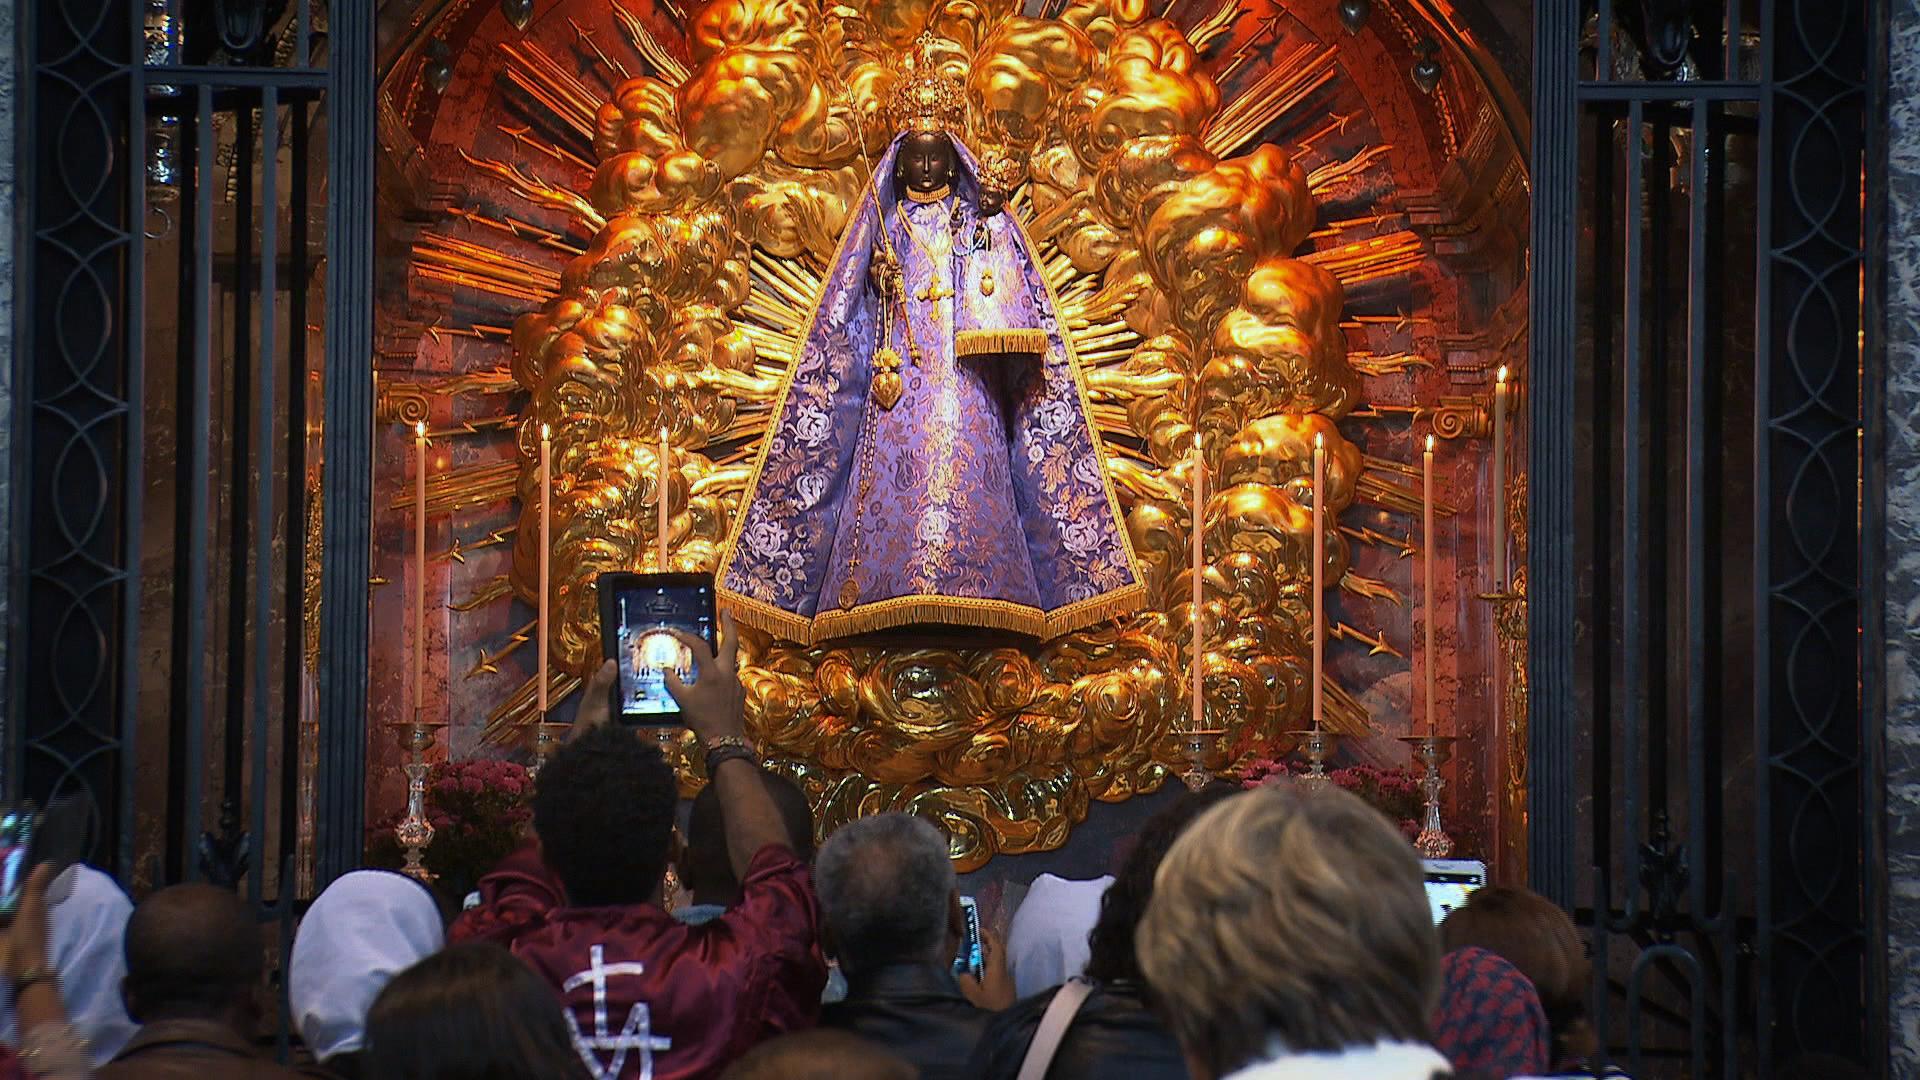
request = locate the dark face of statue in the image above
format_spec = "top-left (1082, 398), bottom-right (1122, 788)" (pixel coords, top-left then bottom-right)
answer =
top-left (897, 131), bottom-right (957, 197)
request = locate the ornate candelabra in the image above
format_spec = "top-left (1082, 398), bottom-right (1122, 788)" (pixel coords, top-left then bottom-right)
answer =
top-left (1288, 729), bottom-right (1341, 786)
top-left (1175, 727), bottom-right (1227, 792)
top-left (394, 715), bottom-right (438, 881)
top-left (1399, 734), bottom-right (1456, 858)
top-left (530, 719), bottom-right (561, 780)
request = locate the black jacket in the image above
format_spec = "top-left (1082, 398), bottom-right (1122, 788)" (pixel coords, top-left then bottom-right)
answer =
top-left (820, 964), bottom-right (991, 1080)
top-left (966, 980), bottom-right (1186, 1080)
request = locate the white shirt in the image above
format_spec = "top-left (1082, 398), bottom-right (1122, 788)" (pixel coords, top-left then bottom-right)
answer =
top-left (1005, 873), bottom-right (1112, 999)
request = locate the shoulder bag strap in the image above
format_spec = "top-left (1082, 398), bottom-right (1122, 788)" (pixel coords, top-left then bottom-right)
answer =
top-left (1015, 977), bottom-right (1096, 1080)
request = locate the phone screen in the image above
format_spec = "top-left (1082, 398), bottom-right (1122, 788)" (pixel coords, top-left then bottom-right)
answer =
top-left (952, 895), bottom-right (983, 977)
top-left (610, 579), bottom-right (715, 722)
top-left (0, 808), bottom-right (37, 920)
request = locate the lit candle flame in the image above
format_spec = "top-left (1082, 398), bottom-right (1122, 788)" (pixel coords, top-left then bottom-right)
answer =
top-left (414, 421), bottom-right (427, 439)
top-left (1496, 365), bottom-right (1508, 384)
top-left (1426, 434), bottom-right (1436, 452)
top-left (541, 423), bottom-right (551, 440)
top-left (1314, 432), bottom-right (1324, 449)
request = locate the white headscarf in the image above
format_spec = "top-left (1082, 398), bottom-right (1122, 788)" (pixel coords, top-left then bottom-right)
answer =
top-left (290, 870), bottom-right (444, 1061)
top-left (1006, 873), bottom-right (1113, 999)
top-left (0, 864), bottom-right (138, 1066)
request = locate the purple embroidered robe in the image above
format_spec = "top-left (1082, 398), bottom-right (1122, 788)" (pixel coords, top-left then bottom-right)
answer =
top-left (720, 136), bottom-right (1142, 644)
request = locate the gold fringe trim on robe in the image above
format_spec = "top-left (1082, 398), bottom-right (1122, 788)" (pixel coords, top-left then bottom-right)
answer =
top-left (721, 580), bottom-right (1149, 646)
top-left (955, 328), bottom-right (1048, 358)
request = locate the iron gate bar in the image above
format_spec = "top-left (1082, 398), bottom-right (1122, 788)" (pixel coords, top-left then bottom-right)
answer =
top-left (1578, 82), bottom-right (1766, 99)
top-left (317, 0), bottom-right (377, 887)
top-left (1618, 96), bottom-right (1645, 940)
top-left (1597, 0), bottom-right (1614, 80)
top-left (225, 94), bottom-right (255, 873)
top-left (142, 66), bottom-right (327, 87)
top-left (175, 81), bottom-right (217, 883)
top-left (1528, 0), bottom-right (1581, 911)
top-left (1862, 0), bottom-right (1893, 1059)
top-left (251, 84), bottom-right (279, 911)
top-left (282, 96), bottom-right (311, 895)
top-left (120, 0), bottom-right (150, 888)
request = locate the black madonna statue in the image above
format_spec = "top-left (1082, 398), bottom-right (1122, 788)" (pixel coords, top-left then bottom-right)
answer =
top-left (719, 36), bottom-right (1144, 645)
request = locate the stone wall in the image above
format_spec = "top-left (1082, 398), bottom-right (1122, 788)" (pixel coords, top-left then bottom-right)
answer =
top-left (1884, 0), bottom-right (1920, 1070)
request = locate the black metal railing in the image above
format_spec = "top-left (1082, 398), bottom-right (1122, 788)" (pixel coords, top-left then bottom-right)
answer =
top-left (10, 0), bottom-right (371, 911)
top-left (1532, 0), bottom-right (1877, 1073)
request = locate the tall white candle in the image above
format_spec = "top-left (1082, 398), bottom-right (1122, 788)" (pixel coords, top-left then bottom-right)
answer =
top-left (538, 424), bottom-right (552, 716)
top-left (414, 422), bottom-right (429, 713)
top-left (1493, 366), bottom-right (1508, 589)
top-left (1190, 433), bottom-right (1205, 730)
top-left (658, 427), bottom-right (671, 570)
top-left (1312, 432), bottom-right (1325, 733)
top-left (1424, 434), bottom-right (1437, 736)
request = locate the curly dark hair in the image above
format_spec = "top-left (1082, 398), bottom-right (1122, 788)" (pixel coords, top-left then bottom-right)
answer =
top-left (1083, 785), bottom-right (1241, 984)
top-left (531, 725), bottom-right (677, 907)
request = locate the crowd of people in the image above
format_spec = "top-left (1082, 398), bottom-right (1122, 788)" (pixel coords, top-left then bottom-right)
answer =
top-left (0, 613), bottom-right (1637, 1080)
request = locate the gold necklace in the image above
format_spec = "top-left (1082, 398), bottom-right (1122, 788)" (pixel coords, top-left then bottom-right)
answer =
top-left (905, 184), bottom-right (951, 204)
top-left (898, 203), bottom-right (955, 305)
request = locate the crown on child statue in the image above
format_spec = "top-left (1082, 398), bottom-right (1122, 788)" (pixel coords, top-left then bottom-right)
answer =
top-left (888, 34), bottom-right (968, 135)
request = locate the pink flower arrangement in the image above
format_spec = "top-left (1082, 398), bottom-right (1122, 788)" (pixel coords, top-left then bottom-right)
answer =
top-left (370, 758), bottom-right (532, 896)
top-left (1239, 757), bottom-right (1426, 842)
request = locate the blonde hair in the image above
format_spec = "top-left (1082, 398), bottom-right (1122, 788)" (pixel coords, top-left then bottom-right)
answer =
top-left (1136, 783), bottom-right (1440, 1076)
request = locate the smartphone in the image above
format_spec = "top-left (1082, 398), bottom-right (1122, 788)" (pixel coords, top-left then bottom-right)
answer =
top-left (1422, 858), bottom-right (1488, 925)
top-left (952, 895), bottom-right (984, 978)
top-left (0, 796), bottom-right (88, 920)
top-left (597, 572), bottom-right (718, 725)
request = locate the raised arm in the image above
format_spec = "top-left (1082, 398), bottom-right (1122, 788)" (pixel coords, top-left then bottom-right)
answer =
top-left (666, 611), bottom-right (788, 880)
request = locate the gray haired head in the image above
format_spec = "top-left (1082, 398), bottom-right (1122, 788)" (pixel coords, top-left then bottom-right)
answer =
top-left (815, 813), bottom-right (956, 975)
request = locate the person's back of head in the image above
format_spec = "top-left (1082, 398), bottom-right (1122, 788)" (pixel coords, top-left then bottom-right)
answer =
top-left (1084, 785), bottom-right (1238, 984)
top-left (815, 812), bottom-right (954, 977)
top-left (532, 724), bottom-right (678, 907)
top-left (1137, 782), bottom-right (1439, 1078)
top-left (720, 1029), bottom-right (916, 1080)
top-left (1439, 884), bottom-right (1594, 1064)
top-left (684, 769), bottom-right (815, 906)
top-left (1430, 947), bottom-right (1551, 1077)
top-left (291, 870), bottom-right (447, 1064)
top-left (121, 883), bottom-right (263, 1029)
top-left (363, 942), bottom-right (588, 1080)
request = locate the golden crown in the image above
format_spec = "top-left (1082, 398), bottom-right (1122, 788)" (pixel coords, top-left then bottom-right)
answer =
top-left (888, 34), bottom-right (967, 135)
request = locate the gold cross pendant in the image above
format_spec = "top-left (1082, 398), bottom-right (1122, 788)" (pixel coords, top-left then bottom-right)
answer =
top-left (917, 282), bottom-right (954, 304)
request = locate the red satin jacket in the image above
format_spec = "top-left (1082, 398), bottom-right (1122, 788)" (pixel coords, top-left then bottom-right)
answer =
top-left (450, 843), bottom-right (827, 1080)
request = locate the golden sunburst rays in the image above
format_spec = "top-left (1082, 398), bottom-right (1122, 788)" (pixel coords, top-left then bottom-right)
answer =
top-left (481, 671), bottom-right (583, 746)
top-left (412, 233), bottom-right (561, 307)
top-left (390, 459), bottom-right (520, 517)
top-left (456, 150), bottom-right (606, 231)
top-left (1346, 351), bottom-right (1431, 377)
top-left (1206, 43), bottom-right (1340, 156)
top-left (451, 574), bottom-right (515, 610)
top-left (613, 2), bottom-right (690, 85)
top-left (1331, 620), bottom-right (1406, 660)
top-left (446, 203), bottom-right (588, 256)
top-left (1303, 229), bottom-right (1427, 287)
top-left (567, 16), bottom-right (633, 85)
top-left (497, 40), bottom-right (601, 146)
top-left (441, 528), bottom-right (518, 567)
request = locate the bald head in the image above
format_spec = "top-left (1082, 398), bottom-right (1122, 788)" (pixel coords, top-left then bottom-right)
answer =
top-left (123, 884), bottom-right (262, 1023)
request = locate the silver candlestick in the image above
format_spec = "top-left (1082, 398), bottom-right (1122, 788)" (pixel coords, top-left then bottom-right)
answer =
top-left (395, 715), bottom-right (438, 881)
top-left (1175, 728), bottom-right (1227, 792)
top-left (530, 716), bottom-right (560, 780)
top-left (1287, 729), bottom-right (1341, 786)
top-left (1400, 734), bottom-right (1456, 858)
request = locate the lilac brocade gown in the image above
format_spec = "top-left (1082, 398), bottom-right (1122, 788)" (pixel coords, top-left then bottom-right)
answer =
top-left (719, 135), bottom-right (1142, 644)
